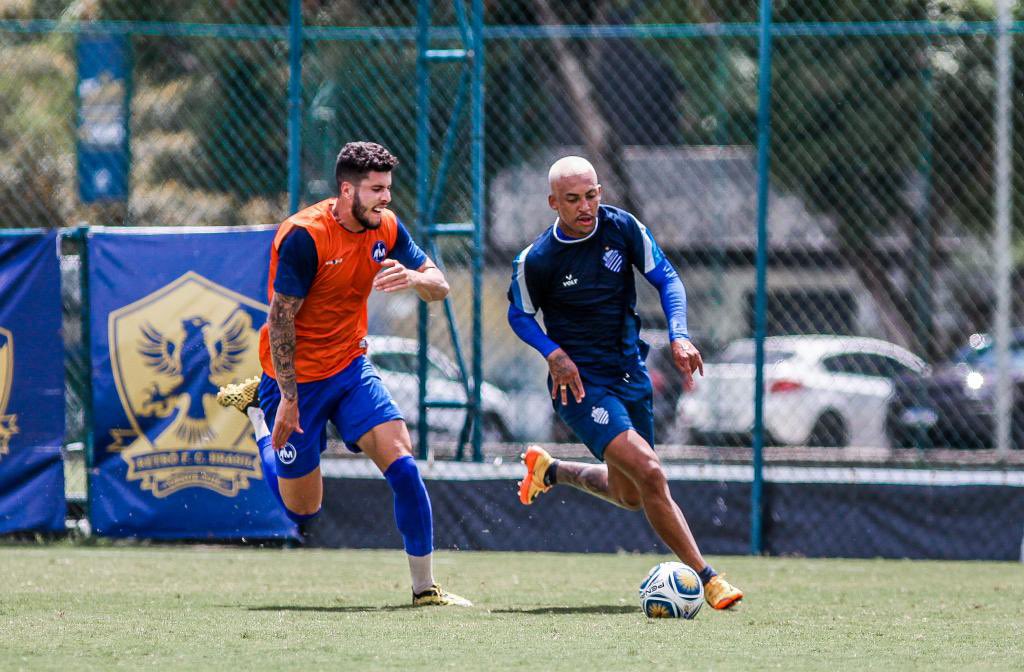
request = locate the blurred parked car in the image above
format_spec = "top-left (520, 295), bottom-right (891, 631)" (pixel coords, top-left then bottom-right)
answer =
top-left (642, 329), bottom-right (689, 439)
top-left (679, 335), bottom-right (926, 448)
top-left (887, 331), bottom-right (1024, 449)
top-left (365, 336), bottom-right (514, 442)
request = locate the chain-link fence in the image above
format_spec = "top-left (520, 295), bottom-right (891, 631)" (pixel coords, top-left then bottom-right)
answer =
top-left (4, 2), bottom-right (1024, 488)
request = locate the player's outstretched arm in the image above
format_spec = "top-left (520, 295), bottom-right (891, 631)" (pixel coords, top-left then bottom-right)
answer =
top-left (642, 256), bottom-right (703, 389)
top-left (268, 291), bottom-right (305, 449)
top-left (373, 259), bottom-right (449, 302)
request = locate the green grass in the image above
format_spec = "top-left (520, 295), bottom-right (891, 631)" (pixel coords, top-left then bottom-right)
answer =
top-left (0, 546), bottom-right (1021, 671)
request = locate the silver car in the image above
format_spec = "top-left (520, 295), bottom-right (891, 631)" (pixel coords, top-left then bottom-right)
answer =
top-left (679, 335), bottom-right (927, 448)
top-left (365, 335), bottom-right (514, 442)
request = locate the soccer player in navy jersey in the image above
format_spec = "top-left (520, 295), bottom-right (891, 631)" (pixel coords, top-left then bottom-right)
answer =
top-left (507, 156), bottom-right (743, 610)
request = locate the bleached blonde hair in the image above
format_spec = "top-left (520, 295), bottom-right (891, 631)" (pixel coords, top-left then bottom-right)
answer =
top-left (548, 156), bottom-right (597, 190)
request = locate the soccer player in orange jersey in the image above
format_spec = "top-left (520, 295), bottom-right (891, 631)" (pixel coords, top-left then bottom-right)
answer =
top-left (219, 142), bottom-right (469, 607)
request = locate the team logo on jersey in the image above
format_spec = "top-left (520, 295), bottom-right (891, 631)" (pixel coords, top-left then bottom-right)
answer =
top-left (278, 442), bottom-right (297, 465)
top-left (107, 272), bottom-right (268, 498)
top-left (0, 328), bottom-right (19, 459)
top-left (602, 249), bottom-right (624, 273)
top-left (591, 406), bottom-right (610, 425)
top-left (562, 273), bottom-right (579, 287)
top-left (371, 240), bottom-right (387, 263)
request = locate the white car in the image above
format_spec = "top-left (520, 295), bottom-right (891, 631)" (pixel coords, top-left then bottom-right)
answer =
top-left (678, 336), bottom-right (927, 448)
top-left (365, 335), bottom-right (514, 442)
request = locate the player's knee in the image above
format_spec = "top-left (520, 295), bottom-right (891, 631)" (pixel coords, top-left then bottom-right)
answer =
top-left (635, 460), bottom-right (667, 493)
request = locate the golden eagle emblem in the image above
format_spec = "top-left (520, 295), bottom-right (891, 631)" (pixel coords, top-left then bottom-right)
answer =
top-left (108, 272), bottom-right (267, 497)
top-left (137, 312), bottom-right (249, 444)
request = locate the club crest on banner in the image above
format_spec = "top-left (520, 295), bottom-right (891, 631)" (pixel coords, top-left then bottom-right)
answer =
top-left (108, 272), bottom-right (266, 498)
top-left (0, 328), bottom-right (19, 459)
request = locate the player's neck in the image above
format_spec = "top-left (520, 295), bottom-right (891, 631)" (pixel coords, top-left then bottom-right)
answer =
top-left (331, 200), bottom-right (367, 234)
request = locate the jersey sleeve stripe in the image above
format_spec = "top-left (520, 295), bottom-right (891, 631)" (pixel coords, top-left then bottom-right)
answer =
top-left (511, 244), bottom-right (536, 314)
top-left (636, 220), bottom-right (664, 274)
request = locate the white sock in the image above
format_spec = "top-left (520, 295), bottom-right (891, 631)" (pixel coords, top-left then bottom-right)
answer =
top-left (246, 407), bottom-right (270, 440)
top-left (408, 554), bottom-right (435, 594)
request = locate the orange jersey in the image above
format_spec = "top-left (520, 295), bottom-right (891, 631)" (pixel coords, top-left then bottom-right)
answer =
top-left (258, 199), bottom-right (416, 382)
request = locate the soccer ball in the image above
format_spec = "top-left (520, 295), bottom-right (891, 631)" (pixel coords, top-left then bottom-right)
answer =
top-left (638, 562), bottom-right (704, 619)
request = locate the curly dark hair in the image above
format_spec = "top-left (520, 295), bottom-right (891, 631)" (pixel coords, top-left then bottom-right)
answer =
top-left (334, 141), bottom-right (399, 189)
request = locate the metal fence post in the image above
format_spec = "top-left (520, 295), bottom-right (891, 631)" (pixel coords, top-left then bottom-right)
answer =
top-left (469, 0), bottom-right (485, 462)
top-left (288, 0), bottom-right (302, 215)
top-left (74, 226), bottom-right (94, 522)
top-left (993, 0), bottom-right (1014, 459)
top-left (415, 0), bottom-right (432, 461)
top-left (751, 0), bottom-right (774, 556)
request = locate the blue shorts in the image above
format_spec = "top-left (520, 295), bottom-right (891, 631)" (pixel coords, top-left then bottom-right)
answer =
top-left (553, 369), bottom-right (654, 461)
top-left (258, 356), bottom-right (403, 478)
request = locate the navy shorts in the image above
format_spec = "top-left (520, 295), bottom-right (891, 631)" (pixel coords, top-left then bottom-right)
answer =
top-left (259, 355), bottom-right (403, 478)
top-left (553, 369), bottom-right (654, 461)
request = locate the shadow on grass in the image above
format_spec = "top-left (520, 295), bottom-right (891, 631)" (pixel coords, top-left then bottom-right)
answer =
top-left (491, 605), bottom-right (636, 615)
top-left (244, 604), bottom-right (413, 613)
top-left (240, 604), bottom-right (637, 615)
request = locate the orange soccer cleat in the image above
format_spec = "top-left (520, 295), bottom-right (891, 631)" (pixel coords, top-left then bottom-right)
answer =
top-left (517, 445), bottom-right (555, 505)
top-left (705, 575), bottom-right (743, 610)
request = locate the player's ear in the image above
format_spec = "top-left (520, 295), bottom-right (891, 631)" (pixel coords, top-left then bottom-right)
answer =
top-left (548, 193), bottom-right (557, 211)
top-left (339, 180), bottom-right (353, 201)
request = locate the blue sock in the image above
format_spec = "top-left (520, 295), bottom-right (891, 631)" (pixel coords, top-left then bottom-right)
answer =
top-left (288, 508), bottom-right (321, 523)
top-left (383, 455), bottom-right (433, 557)
top-left (698, 565), bottom-right (718, 586)
top-left (257, 435), bottom-right (320, 525)
top-left (257, 435), bottom-right (284, 507)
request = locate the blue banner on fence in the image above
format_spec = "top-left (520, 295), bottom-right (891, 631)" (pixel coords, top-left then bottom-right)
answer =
top-left (88, 226), bottom-right (296, 539)
top-left (76, 34), bottom-right (130, 204)
top-left (0, 231), bottom-right (65, 533)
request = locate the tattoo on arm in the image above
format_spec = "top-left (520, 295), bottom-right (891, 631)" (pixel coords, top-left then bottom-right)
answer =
top-left (268, 293), bottom-right (304, 401)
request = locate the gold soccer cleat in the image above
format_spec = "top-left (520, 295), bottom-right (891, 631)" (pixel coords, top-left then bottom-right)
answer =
top-left (705, 575), bottom-right (743, 610)
top-left (517, 444), bottom-right (554, 505)
top-left (412, 584), bottom-right (473, 607)
top-left (216, 376), bottom-right (261, 414)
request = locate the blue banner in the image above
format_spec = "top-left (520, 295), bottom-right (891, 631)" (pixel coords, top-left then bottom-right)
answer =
top-left (88, 226), bottom-right (296, 539)
top-left (76, 34), bottom-right (130, 203)
top-left (0, 231), bottom-right (65, 533)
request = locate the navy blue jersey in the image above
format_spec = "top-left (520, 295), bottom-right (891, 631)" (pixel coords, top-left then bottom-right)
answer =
top-left (508, 204), bottom-right (669, 385)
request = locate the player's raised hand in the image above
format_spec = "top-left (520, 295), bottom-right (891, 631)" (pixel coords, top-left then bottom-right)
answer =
top-left (373, 259), bottom-right (414, 293)
top-left (546, 348), bottom-right (585, 405)
top-left (272, 396), bottom-right (303, 450)
top-left (671, 338), bottom-right (704, 392)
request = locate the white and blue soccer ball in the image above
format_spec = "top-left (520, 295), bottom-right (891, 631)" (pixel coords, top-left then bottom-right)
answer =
top-left (638, 562), bottom-right (704, 619)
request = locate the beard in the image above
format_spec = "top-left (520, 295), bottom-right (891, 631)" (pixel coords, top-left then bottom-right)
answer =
top-left (352, 191), bottom-right (381, 230)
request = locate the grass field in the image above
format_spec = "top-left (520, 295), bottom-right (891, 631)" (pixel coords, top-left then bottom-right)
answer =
top-left (1, 545), bottom-right (1021, 671)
